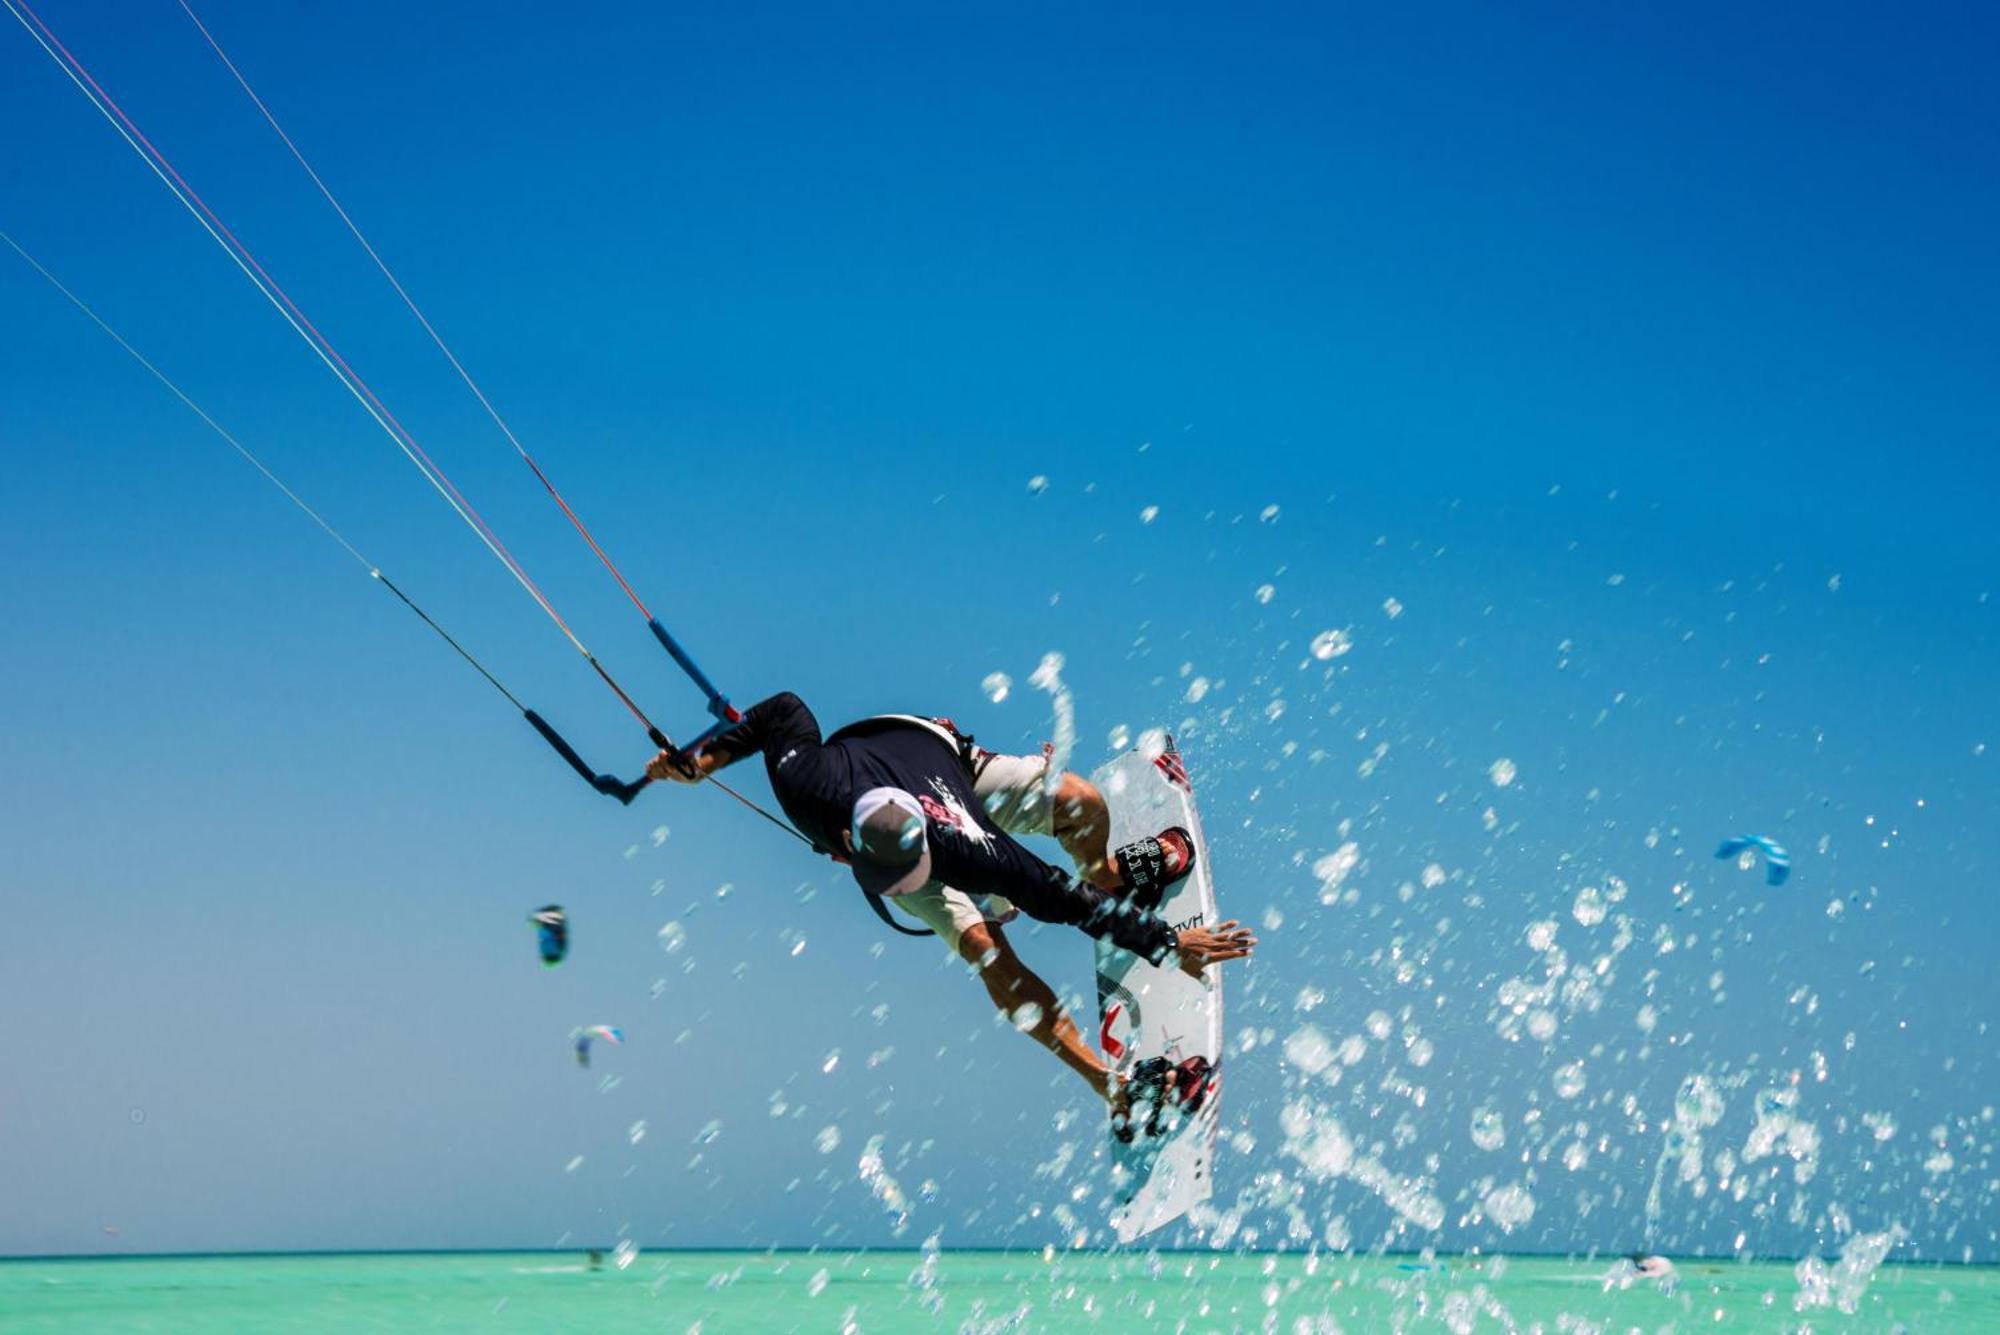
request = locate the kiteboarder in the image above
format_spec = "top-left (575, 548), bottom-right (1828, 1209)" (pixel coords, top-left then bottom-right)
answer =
top-left (645, 692), bottom-right (1256, 1106)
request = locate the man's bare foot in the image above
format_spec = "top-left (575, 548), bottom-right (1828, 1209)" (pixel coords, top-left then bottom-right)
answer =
top-left (1107, 1074), bottom-right (1142, 1142)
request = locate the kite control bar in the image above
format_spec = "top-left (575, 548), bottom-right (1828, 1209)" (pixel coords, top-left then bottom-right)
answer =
top-left (520, 614), bottom-right (741, 806)
top-left (524, 709), bottom-right (653, 805)
top-left (648, 618), bottom-right (739, 725)
top-left (509, 615), bottom-right (737, 806)
top-left (527, 694), bottom-right (812, 857)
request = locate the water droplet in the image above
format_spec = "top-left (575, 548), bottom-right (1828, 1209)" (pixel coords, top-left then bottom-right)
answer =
top-left (1259, 504), bottom-right (1281, 523)
top-left (1471, 1108), bottom-right (1506, 1151)
top-left (1027, 475), bottom-right (1049, 495)
top-left (1310, 628), bottom-right (1352, 660)
top-left (657, 921), bottom-right (686, 953)
top-left (1255, 583), bottom-right (1276, 605)
top-left (1283, 1024), bottom-right (1336, 1075)
top-left (1185, 677), bottom-right (1210, 704)
top-left (816, 1125), bottom-right (842, 1153)
top-left (1010, 1002), bottom-right (1045, 1032)
top-left (821, 1049), bottom-right (840, 1074)
top-left (1489, 757), bottom-right (1518, 788)
top-left (981, 672), bottom-right (1012, 704)
top-left (1139, 505), bottom-right (1160, 525)
top-left (1483, 1183), bottom-right (1536, 1231)
top-left (693, 1120), bottom-right (723, 1145)
top-left (1313, 843), bottom-right (1360, 903)
top-left (1382, 596), bottom-right (1404, 619)
top-left (628, 1120), bottom-right (647, 1144)
top-left (1553, 1061), bottom-right (1587, 1099)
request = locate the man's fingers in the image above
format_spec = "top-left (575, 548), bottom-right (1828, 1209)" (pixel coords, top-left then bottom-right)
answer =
top-left (645, 748), bottom-right (702, 784)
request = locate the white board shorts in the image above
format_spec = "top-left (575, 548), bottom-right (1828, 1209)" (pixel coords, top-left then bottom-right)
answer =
top-left (890, 748), bottom-right (1057, 950)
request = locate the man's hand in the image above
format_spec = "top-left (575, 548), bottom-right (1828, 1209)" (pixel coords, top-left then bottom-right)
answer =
top-left (1174, 920), bottom-right (1256, 978)
top-left (645, 748), bottom-right (704, 785)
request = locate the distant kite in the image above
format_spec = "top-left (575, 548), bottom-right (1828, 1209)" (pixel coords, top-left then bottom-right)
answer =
top-left (574, 1025), bottom-right (623, 1067)
top-left (530, 905), bottom-right (569, 967)
top-left (1715, 834), bottom-right (1790, 886)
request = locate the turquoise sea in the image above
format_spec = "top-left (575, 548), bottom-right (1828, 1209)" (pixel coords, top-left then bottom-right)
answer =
top-left (1, 1251), bottom-right (1990, 1332)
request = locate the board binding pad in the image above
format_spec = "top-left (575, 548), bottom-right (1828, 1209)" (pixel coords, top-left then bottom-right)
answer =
top-left (1092, 734), bottom-right (1222, 1243)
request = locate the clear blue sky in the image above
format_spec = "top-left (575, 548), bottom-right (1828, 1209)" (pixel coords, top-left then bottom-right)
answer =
top-left (2, 0), bottom-right (1994, 1260)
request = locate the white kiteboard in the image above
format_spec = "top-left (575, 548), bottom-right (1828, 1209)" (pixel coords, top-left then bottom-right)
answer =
top-left (1092, 734), bottom-right (1222, 1243)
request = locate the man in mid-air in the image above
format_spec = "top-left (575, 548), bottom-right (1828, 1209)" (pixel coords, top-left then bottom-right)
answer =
top-left (647, 693), bottom-right (1255, 1116)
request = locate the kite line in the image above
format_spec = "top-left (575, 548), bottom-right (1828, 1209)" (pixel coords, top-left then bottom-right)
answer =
top-left (174, 0), bottom-right (740, 737)
top-left (0, 229), bottom-right (646, 803)
top-left (2, 0), bottom-right (800, 836)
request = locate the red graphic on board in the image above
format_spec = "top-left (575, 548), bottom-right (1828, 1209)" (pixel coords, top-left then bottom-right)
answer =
top-left (1099, 1003), bottom-right (1127, 1060)
top-left (1154, 744), bottom-right (1191, 792)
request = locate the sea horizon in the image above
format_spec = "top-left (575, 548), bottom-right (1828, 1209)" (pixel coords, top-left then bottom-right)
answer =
top-left (6, 1244), bottom-right (1995, 1266)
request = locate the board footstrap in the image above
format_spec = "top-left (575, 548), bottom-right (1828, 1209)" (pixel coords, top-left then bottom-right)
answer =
top-left (1114, 826), bottom-right (1196, 910)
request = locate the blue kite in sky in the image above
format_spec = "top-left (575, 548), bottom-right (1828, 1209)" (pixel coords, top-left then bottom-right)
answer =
top-left (1715, 835), bottom-right (1791, 886)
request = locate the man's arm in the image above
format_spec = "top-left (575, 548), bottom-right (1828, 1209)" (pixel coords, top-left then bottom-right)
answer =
top-left (647, 691), bottom-right (822, 783)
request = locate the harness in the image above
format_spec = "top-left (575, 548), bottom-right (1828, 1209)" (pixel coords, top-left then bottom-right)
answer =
top-left (818, 714), bottom-right (986, 940)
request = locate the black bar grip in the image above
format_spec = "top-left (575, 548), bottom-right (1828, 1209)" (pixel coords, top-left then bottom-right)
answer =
top-left (525, 709), bottom-right (651, 805)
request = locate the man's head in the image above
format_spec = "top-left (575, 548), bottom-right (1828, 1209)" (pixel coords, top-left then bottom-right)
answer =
top-left (850, 787), bottom-right (932, 897)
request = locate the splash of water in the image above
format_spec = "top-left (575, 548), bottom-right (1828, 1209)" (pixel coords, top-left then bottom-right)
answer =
top-left (1029, 651), bottom-right (1076, 799)
top-left (1794, 1226), bottom-right (1904, 1314)
top-left (858, 1134), bottom-right (911, 1234)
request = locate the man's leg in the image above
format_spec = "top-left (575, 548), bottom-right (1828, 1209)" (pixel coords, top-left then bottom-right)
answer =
top-left (1048, 772), bottom-right (1118, 888)
top-left (975, 752), bottom-right (1121, 890)
top-left (956, 921), bottom-right (1115, 1103)
top-left (1048, 772), bottom-right (1192, 901)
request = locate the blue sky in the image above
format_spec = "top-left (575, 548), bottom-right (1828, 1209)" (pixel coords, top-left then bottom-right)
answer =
top-left (2, 0), bottom-right (1995, 1259)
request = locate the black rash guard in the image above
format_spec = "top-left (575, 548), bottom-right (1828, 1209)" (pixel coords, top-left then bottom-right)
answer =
top-left (702, 692), bottom-right (1180, 965)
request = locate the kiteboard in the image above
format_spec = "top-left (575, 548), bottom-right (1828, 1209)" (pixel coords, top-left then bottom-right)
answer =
top-left (1092, 734), bottom-right (1222, 1243)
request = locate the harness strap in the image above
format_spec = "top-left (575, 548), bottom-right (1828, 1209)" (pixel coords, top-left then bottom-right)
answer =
top-left (862, 888), bottom-right (937, 938)
top-left (812, 838), bottom-right (939, 940)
